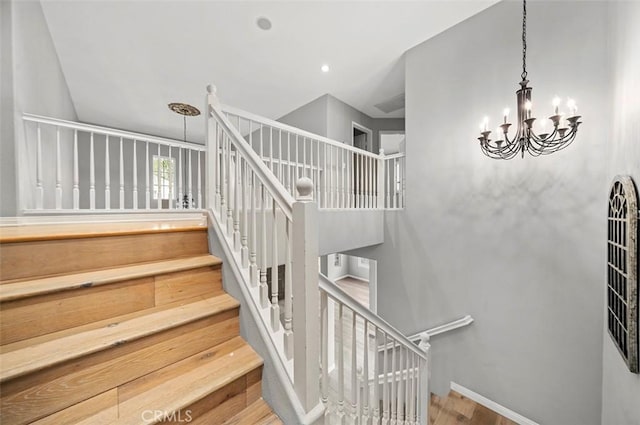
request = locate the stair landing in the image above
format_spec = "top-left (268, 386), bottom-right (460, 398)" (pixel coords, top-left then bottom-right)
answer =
top-left (430, 391), bottom-right (519, 425)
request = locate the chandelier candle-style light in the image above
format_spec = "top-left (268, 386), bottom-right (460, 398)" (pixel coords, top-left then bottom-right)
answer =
top-left (477, 0), bottom-right (582, 159)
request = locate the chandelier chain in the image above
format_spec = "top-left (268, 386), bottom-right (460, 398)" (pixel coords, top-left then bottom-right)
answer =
top-left (521, 0), bottom-right (527, 80)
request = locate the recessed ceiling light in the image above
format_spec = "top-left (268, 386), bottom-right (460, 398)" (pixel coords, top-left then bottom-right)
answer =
top-left (256, 17), bottom-right (272, 31)
top-left (321, 64), bottom-right (330, 73)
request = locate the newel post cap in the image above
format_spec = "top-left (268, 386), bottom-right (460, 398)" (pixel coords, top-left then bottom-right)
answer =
top-left (206, 84), bottom-right (217, 95)
top-left (296, 177), bottom-right (314, 201)
top-left (379, 148), bottom-right (385, 156)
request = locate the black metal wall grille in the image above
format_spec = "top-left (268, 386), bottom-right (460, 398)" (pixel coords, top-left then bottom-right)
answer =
top-left (607, 176), bottom-right (638, 373)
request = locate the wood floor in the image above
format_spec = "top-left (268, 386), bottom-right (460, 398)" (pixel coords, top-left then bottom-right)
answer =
top-left (430, 391), bottom-right (518, 425)
top-left (335, 276), bottom-right (369, 307)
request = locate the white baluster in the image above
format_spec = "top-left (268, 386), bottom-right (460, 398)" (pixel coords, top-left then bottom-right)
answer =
top-left (105, 135), bottom-right (110, 210)
top-left (341, 149), bottom-right (346, 208)
top-left (363, 320), bottom-right (370, 425)
top-left (73, 130), bottom-right (79, 210)
top-left (259, 184), bottom-right (268, 308)
top-left (119, 137), bottom-right (124, 209)
top-left (249, 171), bottom-right (258, 286)
top-left (197, 151), bottom-right (202, 209)
top-left (316, 140), bottom-right (321, 203)
top-left (373, 327), bottom-right (381, 424)
top-left (35, 124), bottom-right (43, 210)
top-left (398, 346), bottom-right (405, 425)
top-left (269, 127), bottom-right (274, 172)
top-left (270, 198), bottom-right (280, 331)
top-left (338, 302), bottom-right (346, 424)
top-left (351, 311), bottom-right (358, 424)
top-left (391, 340), bottom-right (397, 425)
top-left (168, 145), bottom-right (173, 209)
top-left (132, 140), bottom-right (138, 210)
top-left (55, 127), bottom-right (62, 209)
top-left (219, 135), bottom-right (226, 222)
top-left (283, 219), bottom-right (293, 359)
top-left (215, 123), bottom-right (221, 212)
top-left (418, 334), bottom-right (431, 425)
top-left (378, 149), bottom-right (385, 210)
top-left (241, 158), bottom-right (249, 267)
top-left (320, 290), bottom-right (329, 409)
top-left (287, 132), bottom-right (292, 195)
top-left (226, 142), bottom-right (233, 236)
top-left (156, 144), bottom-right (161, 211)
top-left (89, 133), bottom-right (97, 209)
top-left (188, 149), bottom-right (193, 209)
top-left (409, 353), bottom-right (415, 425)
top-left (322, 144), bottom-right (328, 208)
top-left (310, 139), bottom-right (314, 190)
top-left (145, 141), bottom-right (150, 209)
top-left (382, 333), bottom-right (389, 425)
top-left (295, 134), bottom-right (300, 179)
top-left (233, 149), bottom-right (241, 250)
top-left (260, 124), bottom-right (264, 165)
top-left (303, 136), bottom-right (307, 178)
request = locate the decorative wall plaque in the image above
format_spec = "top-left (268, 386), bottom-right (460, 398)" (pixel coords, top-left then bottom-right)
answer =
top-left (607, 175), bottom-right (638, 373)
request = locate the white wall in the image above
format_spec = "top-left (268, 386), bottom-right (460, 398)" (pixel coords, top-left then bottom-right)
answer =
top-left (353, 2), bottom-right (611, 424)
top-left (601, 2), bottom-right (640, 424)
top-left (1, 0), bottom-right (78, 216)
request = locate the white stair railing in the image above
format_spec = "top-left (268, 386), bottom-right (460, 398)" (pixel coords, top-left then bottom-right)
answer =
top-left (20, 114), bottom-right (205, 213)
top-left (208, 85), bottom-right (427, 424)
top-left (381, 152), bottom-right (406, 210)
top-left (223, 105), bottom-right (389, 210)
top-left (319, 274), bottom-right (430, 425)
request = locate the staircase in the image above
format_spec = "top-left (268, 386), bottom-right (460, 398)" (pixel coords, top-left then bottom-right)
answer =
top-left (0, 219), bottom-right (282, 424)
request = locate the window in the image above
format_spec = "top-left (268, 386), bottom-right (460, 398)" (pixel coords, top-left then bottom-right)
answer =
top-left (607, 175), bottom-right (638, 373)
top-left (153, 155), bottom-right (175, 200)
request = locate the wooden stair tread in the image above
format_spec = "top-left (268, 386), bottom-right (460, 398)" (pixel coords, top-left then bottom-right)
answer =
top-left (221, 398), bottom-right (282, 425)
top-left (0, 219), bottom-right (207, 243)
top-left (0, 295), bottom-right (239, 383)
top-left (0, 254), bottom-right (221, 301)
top-left (115, 336), bottom-right (262, 425)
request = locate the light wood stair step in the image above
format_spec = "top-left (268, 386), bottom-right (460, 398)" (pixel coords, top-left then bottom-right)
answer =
top-left (0, 223), bottom-right (209, 282)
top-left (0, 219), bottom-right (207, 243)
top-left (0, 255), bottom-right (222, 301)
top-left (221, 398), bottom-right (283, 425)
top-left (431, 390), bottom-right (519, 425)
top-left (115, 336), bottom-right (263, 425)
top-left (0, 295), bottom-right (239, 383)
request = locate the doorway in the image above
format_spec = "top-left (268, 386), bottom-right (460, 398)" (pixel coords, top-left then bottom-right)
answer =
top-left (352, 122), bottom-right (373, 152)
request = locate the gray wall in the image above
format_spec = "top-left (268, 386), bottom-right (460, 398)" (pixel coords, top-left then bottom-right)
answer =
top-left (1, 0), bottom-right (77, 216)
top-left (277, 94), bottom-right (328, 138)
top-left (278, 93), bottom-right (404, 155)
top-left (601, 1), bottom-right (640, 424)
top-left (352, 2), bottom-right (611, 424)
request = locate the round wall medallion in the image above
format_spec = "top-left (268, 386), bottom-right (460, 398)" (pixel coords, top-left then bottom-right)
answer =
top-left (168, 103), bottom-right (201, 116)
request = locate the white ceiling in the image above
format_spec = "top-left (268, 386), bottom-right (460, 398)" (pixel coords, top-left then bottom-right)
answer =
top-left (41, 0), bottom-right (497, 142)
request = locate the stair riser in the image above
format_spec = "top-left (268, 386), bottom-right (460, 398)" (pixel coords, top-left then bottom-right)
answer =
top-left (0, 310), bottom-right (239, 425)
top-left (165, 368), bottom-right (262, 425)
top-left (0, 230), bottom-right (209, 281)
top-left (0, 266), bottom-right (222, 345)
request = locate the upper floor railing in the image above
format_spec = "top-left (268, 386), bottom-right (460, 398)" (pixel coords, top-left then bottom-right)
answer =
top-left (20, 114), bottom-right (205, 213)
top-left (222, 105), bottom-right (405, 210)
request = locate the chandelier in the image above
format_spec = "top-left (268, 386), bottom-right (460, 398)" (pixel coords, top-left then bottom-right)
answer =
top-left (168, 102), bottom-right (200, 208)
top-left (477, 0), bottom-right (582, 159)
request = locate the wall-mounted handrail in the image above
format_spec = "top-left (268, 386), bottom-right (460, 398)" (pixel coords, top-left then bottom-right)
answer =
top-left (408, 315), bottom-right (474, 342)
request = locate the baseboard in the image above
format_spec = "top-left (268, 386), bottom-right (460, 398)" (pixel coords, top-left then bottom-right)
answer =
top-left (450, 382), bottom-right (539, 425)
top-left (334, 273), bottom-right (369, 283)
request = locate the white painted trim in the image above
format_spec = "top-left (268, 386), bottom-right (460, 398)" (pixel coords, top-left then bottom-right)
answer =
top-left (0, 212), bottom-right (206, 226)
top-left (23, 113), bottom-right (206, 151)
top-left (351, 121), bottom-right (374, 152)
top-left (450, 382), bottom-right (540, 425)
top-left (221, 104), bottom-right (381, 160)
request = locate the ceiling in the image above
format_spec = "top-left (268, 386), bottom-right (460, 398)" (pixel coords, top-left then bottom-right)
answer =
top-left (41, 0), bottom-right (497, 142)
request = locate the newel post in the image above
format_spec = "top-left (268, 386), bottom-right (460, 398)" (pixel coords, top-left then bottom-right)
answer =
top-left (292, 177), bottom-right (321, 411)
top-left (378, 148), bottom-right (385, 209)
top-left (206, 84), bottom-right (221, 211)
top-left (418, 333), bottom-right (431, 425)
